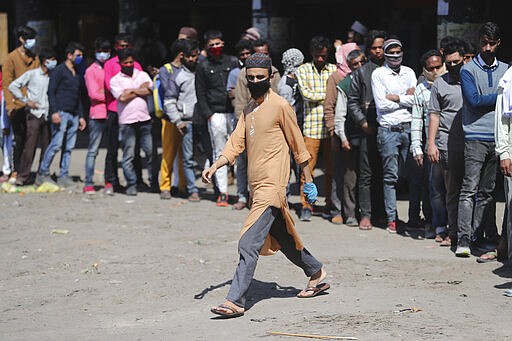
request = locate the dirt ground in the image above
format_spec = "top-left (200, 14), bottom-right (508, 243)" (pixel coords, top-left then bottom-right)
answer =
top-left (1, 149), bottom-right (512, 340)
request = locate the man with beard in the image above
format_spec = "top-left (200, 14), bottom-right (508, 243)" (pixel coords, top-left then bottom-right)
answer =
top-left (195, 30), bottom-right (238, 207)
top-left (163, 39), bottom-right (201, 202)
top-left (371, 38), bottom-right (417, 233)
top-left (347, 30), bottom-right (388, 230)
top-left (455, 22), bottom-right (508, 257)
top-left (203, 53), bottom-right (328, 318)
top-left (427, 40), bottom-right (466, 247)
top-left (2, 25), bottom-right (39, 183)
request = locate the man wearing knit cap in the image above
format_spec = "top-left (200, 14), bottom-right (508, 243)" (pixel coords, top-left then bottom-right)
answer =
top-left (203, 53), bottom-right (329, 318)
top-left (371, 38), bottom-right (417, 233)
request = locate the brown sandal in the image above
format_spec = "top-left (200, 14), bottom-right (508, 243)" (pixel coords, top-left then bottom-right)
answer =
top-left (297, 283), bottom-right (330, 298)
top-left (211, 304), bottom-right (245, 318)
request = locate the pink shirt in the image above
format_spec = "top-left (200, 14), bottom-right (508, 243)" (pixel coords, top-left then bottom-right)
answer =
top-left (84, 61), bottom-right (107, 119)
top-left (109, 69), bottom-right (153, 125)
top-left (104, 55), bottom-right (143, 112)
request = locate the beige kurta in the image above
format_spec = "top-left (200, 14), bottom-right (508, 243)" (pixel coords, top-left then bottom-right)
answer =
top-left (221, 89), bottom-right (311, 256)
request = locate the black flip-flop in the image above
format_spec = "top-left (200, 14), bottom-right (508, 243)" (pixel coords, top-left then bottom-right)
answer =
top-left (211, 304), bottom-right (245, 318)
top-left (297, 283), bottom-right (330, 298)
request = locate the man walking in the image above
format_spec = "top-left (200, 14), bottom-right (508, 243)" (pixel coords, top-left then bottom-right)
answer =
top-left (203, 53), bottom-right (328, 318)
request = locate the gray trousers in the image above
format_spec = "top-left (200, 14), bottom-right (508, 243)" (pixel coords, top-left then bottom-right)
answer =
top-left (331, 137), bottom-right (358, 219)
top-left (226, 206), bottom-right (323, 308)
top-left (457, 140), bottom-right (498, 247)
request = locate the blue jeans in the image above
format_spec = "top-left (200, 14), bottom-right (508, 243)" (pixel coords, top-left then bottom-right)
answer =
top-left (84, 118), bottom-right (107, 186)
top-left (377, 125), bottom-right (410, 222)
top-left (39, 111), bottom-right (79, 178)
top-left (120, 120), bottom-right (152, 188)
top-left (181, 123), bottom-right (198, 194)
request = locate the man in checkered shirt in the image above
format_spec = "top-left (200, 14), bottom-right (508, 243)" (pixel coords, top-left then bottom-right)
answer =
top-left (296, 36), bottom-right (336, 221)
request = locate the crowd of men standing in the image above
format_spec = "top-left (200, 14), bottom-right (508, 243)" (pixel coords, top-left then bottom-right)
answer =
top-left (1, 21), bottom-right (512, 263)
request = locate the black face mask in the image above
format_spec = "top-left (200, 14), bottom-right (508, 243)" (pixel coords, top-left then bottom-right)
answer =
top-left (446, 62), bottom-right (463, 77)
top-left (121, 65), bottom-right (134, 77)
top-left (247, 78), bottom-right (270, 99)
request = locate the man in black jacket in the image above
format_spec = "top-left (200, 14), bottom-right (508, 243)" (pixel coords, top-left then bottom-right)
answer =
top-left (195, 30), bottom-right (238, 206)
top-left (347, 30), bottom-right (387, 230)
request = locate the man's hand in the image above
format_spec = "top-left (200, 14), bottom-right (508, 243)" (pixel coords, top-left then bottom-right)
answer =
top-left (427, 144), bottom-right (439, 164)
top-left (140, 82), bottom-right (150, 90)
top-left (501, 159), bottom-right (512, 177)
top-left (176, 122), bottom-right (188, 135)
top-left (414, 154), bottom-right (424, 167)
top-left (341, 139), bottom-right (351, 151)
top-left (386, 94), bottom-right (400, 102)
top-left (7, 109), bottom-right (15, 119)
top-left (78, 117), bottom-right (87, 131)
top-left (406, 87), bottom-right (415, 95)
top-left (361, 122), bottom-right (375, 135)
top-left (202, 164), bottom-right (218, 184)
top-left (27, 101), bottom-right (39, 109)
top-left (228, 88), bottom-right (235, 100)
top-left (51, 112), bottom-right (61, 125)
top-left (303, 182), bottom-right (318, 204)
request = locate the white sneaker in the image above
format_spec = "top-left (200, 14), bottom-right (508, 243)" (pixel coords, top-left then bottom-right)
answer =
top-left (455, 246), bottom-right (471, 257)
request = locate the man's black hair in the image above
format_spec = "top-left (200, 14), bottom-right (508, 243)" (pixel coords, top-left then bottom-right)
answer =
top-left (253, 38), bottom-right (269, 49)
top-left (183, 39), bottom-right (200, 56)
top-left (309, 36), bottom-right (330, 51)
top-left (479, 22), bottom-right (501, 40)
top-left (347, 49), bottom-right (364, 63)
top-left (439, 36), bottom-right (459, 51)
top-left (117, 47), bottom-right (134, 62)
top-left (14, 25), bottom-right (36, 43)
top-left (465, 41), bottom-right (477, 54)
top-left (94, 37), bottom-right (111, 51)
top-left (443, 40), bottom-right (467, 56)
top-left (65, 41), bottom-right (85, 56)
top-left (39, 48), bottom-right (56, 63)
top-left (169, 39), bottom-right (188, 60)
top-left (203, 29), bottom-right (223, 42)
top-left (234, 39), bottom-right (253, 54)
top-left (420, 49), bottom-right (443, 67)
top-left (365, 30), bottom-right (388, 52)
top-left (114, 33), bottom-right (132, 44)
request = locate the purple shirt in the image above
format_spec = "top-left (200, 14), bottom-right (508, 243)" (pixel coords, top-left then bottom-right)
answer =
top-left (110, 69), bottom-right (153, 125)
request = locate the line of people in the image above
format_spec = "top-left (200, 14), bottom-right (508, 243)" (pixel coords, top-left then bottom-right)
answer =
top-left (2, 21), bottom-right (512, 264)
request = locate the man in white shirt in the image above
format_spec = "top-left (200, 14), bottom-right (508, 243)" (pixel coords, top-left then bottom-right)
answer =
top-left (371, 39), bottom-right (417, 233)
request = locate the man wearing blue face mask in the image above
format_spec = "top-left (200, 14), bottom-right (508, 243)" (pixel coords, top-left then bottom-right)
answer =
top-left (83, 37), bottom-right (112, 194)
top-left (2, 25), bottom-right (40, 183)
top-left (36, 42), bottom-right (87, 188)
top-left (8, 49), bottom-right (56, 186)
top-left (371, 38), bottom-right (417, 233)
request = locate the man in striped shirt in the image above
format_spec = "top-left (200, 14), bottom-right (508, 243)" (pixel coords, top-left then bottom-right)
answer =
top-left (296, 36), bottom-right (336, 221)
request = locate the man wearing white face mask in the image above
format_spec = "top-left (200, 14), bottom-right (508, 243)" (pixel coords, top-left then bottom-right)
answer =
top-left (8, 49), bottom-right (56, 186)
top-left (371, 38), bottom-right (417, 233)
top-left (83, 37), bottom-right (112, 194)
top-left (2, 25), bottom-right (40, 183)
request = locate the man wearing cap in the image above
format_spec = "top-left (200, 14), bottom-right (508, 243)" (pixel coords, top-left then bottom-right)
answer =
top-left (371, 38), bottom-right (417, 233)
top-left (203, 53), bottom-right (328, 318)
